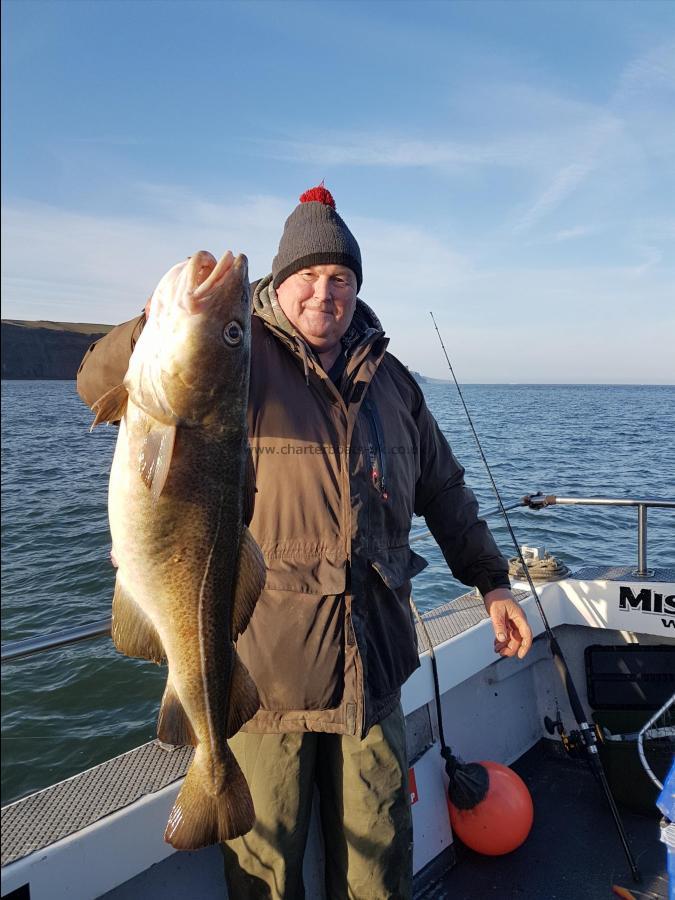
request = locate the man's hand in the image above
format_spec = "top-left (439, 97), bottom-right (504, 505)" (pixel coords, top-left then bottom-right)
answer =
top-left (483, 588), bottom-right (532, 659)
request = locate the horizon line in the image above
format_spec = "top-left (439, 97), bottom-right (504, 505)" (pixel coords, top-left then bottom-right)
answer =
top-left (2, 378), bottom-right (673, 387)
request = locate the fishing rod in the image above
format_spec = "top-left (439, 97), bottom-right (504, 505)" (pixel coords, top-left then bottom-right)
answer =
top-left (430, 312), bottom-right (641, 883)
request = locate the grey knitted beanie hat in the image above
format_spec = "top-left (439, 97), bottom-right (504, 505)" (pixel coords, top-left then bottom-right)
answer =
top-left (272, 185), bottom-right (362, 291)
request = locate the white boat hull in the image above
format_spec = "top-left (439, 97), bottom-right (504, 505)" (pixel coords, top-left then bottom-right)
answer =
top-left (2, 568), bottom-right (673, 900)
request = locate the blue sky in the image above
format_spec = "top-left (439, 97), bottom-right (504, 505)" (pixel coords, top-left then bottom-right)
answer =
top-left (2, 0), bottom-right (674, 382)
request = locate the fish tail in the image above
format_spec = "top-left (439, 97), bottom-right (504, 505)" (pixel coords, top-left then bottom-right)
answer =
top-left (164, 745), bottom-right (255, 850)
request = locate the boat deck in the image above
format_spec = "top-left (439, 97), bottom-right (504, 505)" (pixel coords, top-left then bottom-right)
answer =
top-left (416, 741), bottom-right (670, 900)
top-left (1, 589), bottom-right (501, 869)
top-left (2, 578), bottom-right (672, 898)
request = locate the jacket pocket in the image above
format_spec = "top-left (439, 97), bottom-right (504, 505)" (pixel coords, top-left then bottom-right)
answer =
top-left (260, 550), bottom-right (347, 595)
top-left (236, 589), bottom-right (345, 712)
top-left (362, 547), bottom-right (428, 698)
top-left (370, 547), bottom-right (428, 589)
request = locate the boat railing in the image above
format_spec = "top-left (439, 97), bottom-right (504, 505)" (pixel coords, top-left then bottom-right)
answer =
top-left (2, 617), bottom-right (113, 663)
top-left (2, 493), bottom-right (674, 663)
top-left (412, 493), bottom-right (674, 578)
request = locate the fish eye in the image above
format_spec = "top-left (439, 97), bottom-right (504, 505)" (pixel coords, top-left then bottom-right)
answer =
top-left (223, 321), bottom-right (243, 346)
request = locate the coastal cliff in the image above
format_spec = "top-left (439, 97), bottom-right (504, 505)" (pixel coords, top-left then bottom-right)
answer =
top-left (1, 320), bottom-right (113, 380)
top-left (2, 320), bottom-right (440, 384)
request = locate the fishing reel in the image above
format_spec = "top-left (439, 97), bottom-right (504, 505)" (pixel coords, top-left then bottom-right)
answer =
top-left (544, 709), bottom-right (602, 759)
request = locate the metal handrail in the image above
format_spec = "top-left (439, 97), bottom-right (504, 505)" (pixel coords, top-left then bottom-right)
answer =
top-left (2, 493), bottom-right (674, 663)
top-left (552, 497), bottom-right (675, 508)
top-left (410, 493), bottom-right (675, 576)
top-left (2, 618), bottom-right (112, 663)
top-left (551, 497), bottom-right (675, 578)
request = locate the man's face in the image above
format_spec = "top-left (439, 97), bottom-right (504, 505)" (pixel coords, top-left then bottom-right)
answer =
top-left (275, 264), bottom-right (357, 355)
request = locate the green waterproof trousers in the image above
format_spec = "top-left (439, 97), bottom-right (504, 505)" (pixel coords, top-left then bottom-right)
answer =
top-left (221, 705), bottom-right (412, 900)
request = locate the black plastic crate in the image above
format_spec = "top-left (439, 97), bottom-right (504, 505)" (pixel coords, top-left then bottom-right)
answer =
top-left (584, 644), bottom-right (675, 710)
top-left (592, 708), bottom-right (672, 815)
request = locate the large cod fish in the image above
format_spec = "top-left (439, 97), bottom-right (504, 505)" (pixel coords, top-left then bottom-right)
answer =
top-left (91, 250), bottom-right (265, 850)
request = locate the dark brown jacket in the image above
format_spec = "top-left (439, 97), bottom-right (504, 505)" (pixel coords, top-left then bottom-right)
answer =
top-left (77, 292), bottom-right (510, 737)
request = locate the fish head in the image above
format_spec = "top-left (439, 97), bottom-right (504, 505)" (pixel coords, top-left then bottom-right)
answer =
top-left (126, 251), bottom-right (251, 425)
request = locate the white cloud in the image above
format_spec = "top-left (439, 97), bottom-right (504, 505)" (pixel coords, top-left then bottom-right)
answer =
top-left (511, 114), bottom-right (624, 235)
top-left (0, 190), bottom-right (473, 325)
top-left (512, 161), bottom-right (595, 235)
top-left (616, 40), bottom-right (675, 100)
top-left (255, 80), bottom-right (626, 177)
top-left (2, 183), bottom-right (673, 383)
top-left (550, 225), bottom-right (599, 243)
top-left (259, 136), bottom-right (497, 170)
top-left (255, 41), bottom-right (674, 246)
top-left (353, 214), bottom-right (470, 297)
top-left (389, 262), bottom-right (674, 383)
top-left (628, 247), bottom-right (663, 277)
top-left (0, 193), bottom-right (288, 323)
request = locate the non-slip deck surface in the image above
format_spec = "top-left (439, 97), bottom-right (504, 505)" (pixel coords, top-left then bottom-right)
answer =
top-left (0, 742), bottom-right (194, 867)
top-left (1, 593), bottom-right (485, 868)
top-left (414, 588), bottom-right (530, 651)
top-left (572, 565), bottom-right (675, 582)
top-left (415, 742), bottom-right (670, 900)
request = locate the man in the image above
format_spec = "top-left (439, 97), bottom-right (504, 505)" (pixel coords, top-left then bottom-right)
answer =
top-left (77, 185), bottom-right (532, 900)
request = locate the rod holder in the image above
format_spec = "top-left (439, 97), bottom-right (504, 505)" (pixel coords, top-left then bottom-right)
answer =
top-left (635, 504), bottom-right (652, 577)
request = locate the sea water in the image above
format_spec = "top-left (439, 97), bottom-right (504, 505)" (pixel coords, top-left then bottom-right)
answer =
top-left (1, 380), bottom-right (674, 804)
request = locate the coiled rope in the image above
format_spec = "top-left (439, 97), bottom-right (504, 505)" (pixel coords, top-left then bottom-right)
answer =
top-left (508, 551), bottom-right (570, 582)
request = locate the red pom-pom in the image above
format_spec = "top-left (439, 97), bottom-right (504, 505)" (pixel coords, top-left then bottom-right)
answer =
top-left (299, 184), bottom-right (336, 209)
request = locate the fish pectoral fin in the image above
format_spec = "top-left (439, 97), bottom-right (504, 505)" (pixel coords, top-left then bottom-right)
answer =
top-left (243, 448), bottom-right (257, 526)
top-left (139, 424), bottom-right (177, 500)
top-left (226, 652), bottom-right (260, 738)
top-left (157, 678), bottom-right (196, 746)
top-left (111, 577), bottom-right (165, 663)
top-left (90, 384), bottom-right (129, 430)
top-left (164, 745), bottom-right (255, 849)
top-left (232, 527), bottom-right (266, 639)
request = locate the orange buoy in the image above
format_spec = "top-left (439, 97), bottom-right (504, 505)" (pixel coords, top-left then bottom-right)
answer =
top-left (448, 761), bottom-right (534, 855)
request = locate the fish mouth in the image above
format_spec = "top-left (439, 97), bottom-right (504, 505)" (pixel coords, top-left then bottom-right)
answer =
top-left (189, 251), bottom-right (248, 312)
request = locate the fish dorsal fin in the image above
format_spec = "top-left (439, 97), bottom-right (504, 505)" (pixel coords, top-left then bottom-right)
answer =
top-left (226, 652), bottom-right (260, 737)
top-left (111, 576), bottom-right (165, 663)
top-left (90, 384), bottom-right (129, 430)
top-left (140, 424), bottom-right (177, 499)
top-left (232, 526), bottom-right (266, 638)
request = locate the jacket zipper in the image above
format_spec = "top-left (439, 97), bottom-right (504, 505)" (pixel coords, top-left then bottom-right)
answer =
top-left (362, 395), bottom-right (388, 501)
